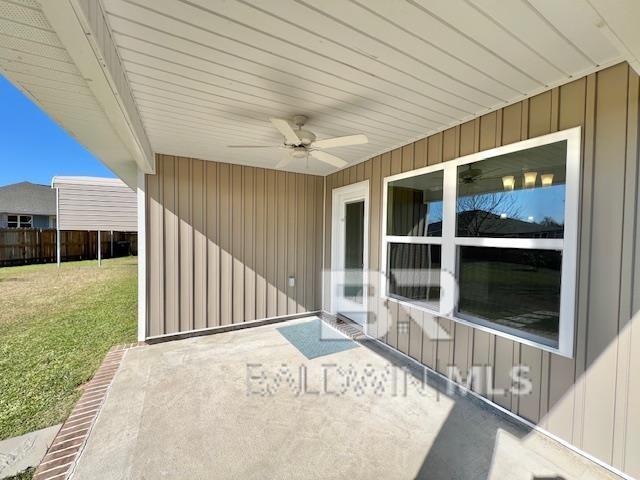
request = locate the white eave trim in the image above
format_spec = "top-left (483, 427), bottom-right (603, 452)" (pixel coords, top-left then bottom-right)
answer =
top-left (40, 0), bottom-right (155, 175)
top-left (51, 176), bottom-right (129, 189)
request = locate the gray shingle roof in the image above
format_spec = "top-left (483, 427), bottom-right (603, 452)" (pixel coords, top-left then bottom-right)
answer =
top-left (0, 181), bottom-right (56, 216)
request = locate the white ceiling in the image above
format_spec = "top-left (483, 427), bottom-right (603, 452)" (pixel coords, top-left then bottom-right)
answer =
top-left (0, 0), bottom-right (634, 177)
top-left (99, 0), bottom-right (622, 174)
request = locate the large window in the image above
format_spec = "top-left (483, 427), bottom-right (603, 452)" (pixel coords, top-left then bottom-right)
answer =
top-left (382, 127), bottom-right (580, 356)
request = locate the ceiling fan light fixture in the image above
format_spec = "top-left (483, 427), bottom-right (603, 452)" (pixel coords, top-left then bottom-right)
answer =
top-left (541, 173), bottom-right (554, 187)
top-left (292, 146), bottom-right (307, 158)
top-left (524, 171), bottom-right (537, 188)
top-left (502, 175), bottom-right (515, 191)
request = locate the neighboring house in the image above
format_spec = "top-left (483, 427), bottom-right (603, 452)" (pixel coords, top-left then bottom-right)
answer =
top-left (0, 181), bottom-right (56, 229)
top-left (426, 210), bottom-right (564, 239)
top-left (2, 2), bottom-right (640, 479)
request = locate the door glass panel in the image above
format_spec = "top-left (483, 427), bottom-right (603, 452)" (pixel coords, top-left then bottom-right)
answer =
top-left (344, 200), bottom-right (364, 304)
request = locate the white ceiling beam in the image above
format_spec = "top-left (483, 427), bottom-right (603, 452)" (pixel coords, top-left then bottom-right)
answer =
top-left (40, 0), bottom-right (155, 174)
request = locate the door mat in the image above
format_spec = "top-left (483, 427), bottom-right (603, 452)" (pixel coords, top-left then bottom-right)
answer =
top-left (277, 319), bottom-right (359, 359)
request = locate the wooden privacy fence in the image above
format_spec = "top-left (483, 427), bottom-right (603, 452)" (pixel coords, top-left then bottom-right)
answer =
top-left (0, 229), bottom-right (137, 267)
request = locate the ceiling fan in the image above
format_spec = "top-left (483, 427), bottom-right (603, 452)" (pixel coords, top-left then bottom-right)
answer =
top-left (459, 165), bottom-right (483, 184)
top-left (227, 115), bottom-right (368, 169)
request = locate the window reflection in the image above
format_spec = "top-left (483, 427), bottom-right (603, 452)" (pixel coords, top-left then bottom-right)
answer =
top-left (387, 243), bottom-right (441, 309)
top-left (456, 141), bottom-right (567, 238)
top-left (387, 170), bottom-right (443, 236)
top-left (457, 246), bottom-right (561, 347)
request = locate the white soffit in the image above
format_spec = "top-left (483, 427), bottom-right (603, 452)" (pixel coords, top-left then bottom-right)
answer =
top-left (587, 0), bottom-right (640, 74)
top-left (0, 0), bottom-right (143, 186)
top-left (0, 0), bottom-right (633, 177)
top-left (98, 0), bottom-right (624, 175)
top-left (41, 0), bottom-right (154, 174)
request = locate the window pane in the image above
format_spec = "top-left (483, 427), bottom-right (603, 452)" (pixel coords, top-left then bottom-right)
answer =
top-left (457, 246), bottom-right (561, 347)
top-left (344, 200), bottom-right (364, 303)
top-left (7, 215), bottom-right (17, 222)
top-left (387, 170), bottom-right (443, 236)
top-left (387, 243), bottom-right (441, 309)
top-left (456, 140), bottom-right (567, 238)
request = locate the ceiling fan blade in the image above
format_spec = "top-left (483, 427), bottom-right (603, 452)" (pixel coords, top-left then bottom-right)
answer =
top-left (310, 150), bottom-right (348, 168)
top-left (227, 145), bottom-right (280, 148)
top-left (270, 118), bottom-right (300, 145)
top-left (275, 154), bottom-right (293, 169)
top-left (311, 134), bottom-right (368, 149)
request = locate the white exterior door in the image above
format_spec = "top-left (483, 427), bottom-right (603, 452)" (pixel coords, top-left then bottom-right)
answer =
top-left (331, 181), bottom-right (369, 327)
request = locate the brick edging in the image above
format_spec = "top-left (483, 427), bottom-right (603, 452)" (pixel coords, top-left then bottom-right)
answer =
top-left (33, 342), bottom-right (144, 480)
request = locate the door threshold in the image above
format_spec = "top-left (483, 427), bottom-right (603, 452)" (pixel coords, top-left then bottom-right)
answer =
top-left (320, 312), bottom-right (365, 340)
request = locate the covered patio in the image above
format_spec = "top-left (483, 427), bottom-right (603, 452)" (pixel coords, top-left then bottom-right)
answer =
top-left (68, 317), bottom-right (616, 479)
top-left (2, 1), bottom-right (640, 479)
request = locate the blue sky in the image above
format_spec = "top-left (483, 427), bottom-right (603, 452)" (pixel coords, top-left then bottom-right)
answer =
top-left (0, 75), bottom-right (116, 187)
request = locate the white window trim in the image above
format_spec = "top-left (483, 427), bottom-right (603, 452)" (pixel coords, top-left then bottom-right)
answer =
top-left (380, 126), bottom-right (581, 358)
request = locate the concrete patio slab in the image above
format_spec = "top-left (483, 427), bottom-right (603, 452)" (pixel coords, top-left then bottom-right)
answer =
top-left (70, 317), bottom-right (621, 480)
top-left (0, 424), bottom-right (60, 479)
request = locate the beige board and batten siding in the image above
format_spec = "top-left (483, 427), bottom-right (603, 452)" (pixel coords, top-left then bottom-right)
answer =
top-left (324, 62), bottom-right (640, 478)
top-left (53, 177), bottom-right (137, 231)
top-left (145, 155), bottom-right (324, 337)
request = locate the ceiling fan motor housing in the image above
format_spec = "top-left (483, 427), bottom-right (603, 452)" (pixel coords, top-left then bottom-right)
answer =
top-left (289, 114), bottom-right (316, 146)
top-left (295, 129), bottom-right (316, 146)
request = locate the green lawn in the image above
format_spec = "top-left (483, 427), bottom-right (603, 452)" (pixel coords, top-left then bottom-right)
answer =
top-left (0, 257), bottom-right (137, 441)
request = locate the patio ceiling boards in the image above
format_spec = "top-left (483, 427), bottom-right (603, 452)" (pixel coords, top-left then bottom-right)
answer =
top-left (1, 0), bottom-right (639, 178)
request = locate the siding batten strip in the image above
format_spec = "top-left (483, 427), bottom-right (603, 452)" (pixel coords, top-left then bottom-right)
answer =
top-left (619, 68), bottom-right (640, 473)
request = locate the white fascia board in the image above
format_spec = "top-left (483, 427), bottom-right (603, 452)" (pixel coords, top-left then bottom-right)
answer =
top-left (52, 176), bottom-right (129, 189)
top-left (40, 1), bottom-right (155, 175)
